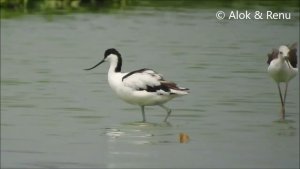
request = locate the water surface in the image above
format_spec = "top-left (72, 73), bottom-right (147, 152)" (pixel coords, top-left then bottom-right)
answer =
top-left (1, 4), bottom-right (299, 168)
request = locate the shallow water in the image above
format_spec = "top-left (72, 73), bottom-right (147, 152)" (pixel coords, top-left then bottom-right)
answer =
top-left (1, 5), bottom-right (299, 168)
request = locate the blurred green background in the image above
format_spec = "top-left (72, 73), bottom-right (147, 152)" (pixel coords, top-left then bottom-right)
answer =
top-left (1, 0), bottom-right (299, 18)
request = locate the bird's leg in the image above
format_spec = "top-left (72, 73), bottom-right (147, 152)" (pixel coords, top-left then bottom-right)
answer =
top-left (277, 83), bottom-right (285, 120)
top-left (160, 105), bottom-right (172, 122)
top-left (281, 82), bottom-right (289, 120)
top-left (141, 106), bottom-right (146, 122)
top-left (283, 82), bottom-right (288, 104)
top-left (280, 105), bottom-right (286, 120)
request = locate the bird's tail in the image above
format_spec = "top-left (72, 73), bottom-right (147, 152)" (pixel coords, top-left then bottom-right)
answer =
top-left (170, 87), bottom-right (189, 95)
top-left (161, 81), bottom-right (189, 95)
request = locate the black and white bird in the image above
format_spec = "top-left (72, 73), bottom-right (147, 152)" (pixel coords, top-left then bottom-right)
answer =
top-left (267, 43), bottom-right (298, 120)
top-left (85, 48), bottom-right (189, 122)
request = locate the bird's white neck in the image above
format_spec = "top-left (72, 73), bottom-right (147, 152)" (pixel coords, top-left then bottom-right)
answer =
top-left (107, 57), bottom-right (124, 94)
top-left (108, 60), bottom-right (119, 75)
top-left (277, 55), bottom-right (285, 62)
top-left (106, 54), bottom-right (122, 74)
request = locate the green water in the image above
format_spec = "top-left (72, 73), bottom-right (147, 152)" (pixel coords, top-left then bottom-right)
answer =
top-left (1, 3), bottom-right (299, 168)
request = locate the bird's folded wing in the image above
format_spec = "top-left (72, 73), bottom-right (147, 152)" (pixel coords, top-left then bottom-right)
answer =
top-left (122, 69), bottom-right (170, 92)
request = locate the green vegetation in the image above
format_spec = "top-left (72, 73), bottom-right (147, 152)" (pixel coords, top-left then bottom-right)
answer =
top-left (1, 0), bottom-right (299, 18)
top-left (1, 0), bottom-right (121, 11)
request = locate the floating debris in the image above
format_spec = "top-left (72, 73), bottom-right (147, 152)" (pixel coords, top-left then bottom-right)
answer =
top-left (179, 132), bottom-right (190, 143)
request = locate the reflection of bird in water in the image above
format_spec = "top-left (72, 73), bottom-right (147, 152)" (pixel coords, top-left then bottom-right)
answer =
top-left (267, 43), bottom-right (298, 120)
top-left (85, 48), bottom-right (189, 122)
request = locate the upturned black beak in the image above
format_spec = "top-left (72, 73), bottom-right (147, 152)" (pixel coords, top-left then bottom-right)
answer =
top-left (84, 59), bottom-right (105, 70)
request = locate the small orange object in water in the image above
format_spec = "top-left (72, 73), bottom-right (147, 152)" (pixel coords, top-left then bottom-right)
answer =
top-left (179, 132), bottom-right (190, 143)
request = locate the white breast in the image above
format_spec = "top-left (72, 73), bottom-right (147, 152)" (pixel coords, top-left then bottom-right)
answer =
top-left (268, 59), bottom-right (298, 82)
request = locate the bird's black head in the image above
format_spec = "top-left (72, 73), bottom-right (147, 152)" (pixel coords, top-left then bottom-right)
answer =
top-left (104, 48), bottom-right (122, 72)
top-left (84, 48), bottom-right (122, 72)
top-left (104, 48), bottom-right (121, 59)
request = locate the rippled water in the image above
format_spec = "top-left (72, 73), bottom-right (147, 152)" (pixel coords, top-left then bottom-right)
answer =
top-left (1, 6), bottom-right (299, 168)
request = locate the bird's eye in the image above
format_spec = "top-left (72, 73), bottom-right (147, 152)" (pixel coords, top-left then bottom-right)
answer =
top-left (279, 51), bottom-right (283, 55)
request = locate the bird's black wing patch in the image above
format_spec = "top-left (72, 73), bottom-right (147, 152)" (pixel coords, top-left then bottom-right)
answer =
top-left (138, 81), bottom-right (188, 94)
top-left (288, 43), bottom-right (298, 68)
top-left (267, 48), bottom-right (279, 65)
top-left (139, 84), bottom-right (170, 93)
top-left (122, 68), bottom-right (150, 81)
